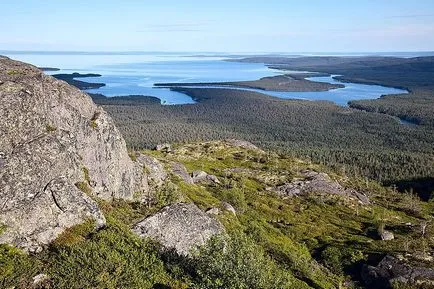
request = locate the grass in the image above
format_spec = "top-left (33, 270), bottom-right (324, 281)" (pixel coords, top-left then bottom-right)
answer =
top-left (1, 141), bottom-right (432, 288)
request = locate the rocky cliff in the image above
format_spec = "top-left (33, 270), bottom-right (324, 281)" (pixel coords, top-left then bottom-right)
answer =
top-left (0, 56), bottom-right (148, 251)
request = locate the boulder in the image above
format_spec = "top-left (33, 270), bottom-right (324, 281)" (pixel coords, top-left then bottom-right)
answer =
top-left (222, 202), bottom-right (236, 215)
top-left (137, 154), bottom-right (167, 188)
top-left (171, 162), bottom-right (193, 184)
top-left (206, 207), bottom-right (220, 215)
top-left (225, 139), bottom-right (262, 151)
top-left (361, 255), bottom-right (434, 288)
top-left (132, 203), bottom-right (225, 256)
top-left (0, 57), bottom-right (147, 251)
top-left (380, 230), bottom-right (395, 241)
top-left (155, 143), bottom-right (172, 152)
top-left (269, 170), bottom-right (370, 205)
top-left (192, 170), bottom-right (221, 184)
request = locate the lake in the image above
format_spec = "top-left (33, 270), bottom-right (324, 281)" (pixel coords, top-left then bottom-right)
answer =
top-left (3, 52), bottom-right (408, 105)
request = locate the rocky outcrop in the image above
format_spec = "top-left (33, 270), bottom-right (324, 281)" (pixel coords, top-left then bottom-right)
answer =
top-left (268, 170), bottom-right (370, 204)
top-left (171, 162), bottom-right (193, 184)
top-left (0, 57), bottom-right (148, 251)
top-left (221, 202), bottom-right (237, 215)
top-left (361, 255), bottom-right (434, 288)
top-left (137, 154), bottom-right (167, 188)
top-left (132, 202), bottom-right (225, 256)
top-left (224, 139), bottom-right (262, 151)
top-left (155, 143), bottom-right (172, 153)
top-left (192, 170), bottom-right (220, 184)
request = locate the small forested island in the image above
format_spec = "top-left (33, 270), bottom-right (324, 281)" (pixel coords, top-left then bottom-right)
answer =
top-left (155, 73), bottom-right (344, 92)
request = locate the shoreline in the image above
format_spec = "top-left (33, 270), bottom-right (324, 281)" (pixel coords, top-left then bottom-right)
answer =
top-left (155, 73), bottom-right (344, 92)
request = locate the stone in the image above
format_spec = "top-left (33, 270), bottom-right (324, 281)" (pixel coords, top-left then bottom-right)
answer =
top-left (132, 203), bottom-right (225, 256)
top-left (0, 57), bottom-right (147, 251)
top-left (206, 207), bottom-right (220, 215)
top-left (192, 170), bottom-right (208, 183)
top-left (155, 143), bottom-right (172, 152)
top-left (171, 162), bottom-right (193, 184)
top-left (361, 255), bottom-right (434, 288)
top-left (33, 273), bottom-right (50, 285)
top-left (192, 170), bottom-right (221, 184)
top-left (137, 154), bottom-right (167, 188)
top-left (224, 139), bottom-right (262, 151)
top-left (269, 170), bottom-right (370, 205)
top-left (222, 202), bottom-right (236, 215)
top-left (207, 174), bottom-right (221, 184)
top-left (380, 230), bottom-right (395, 241)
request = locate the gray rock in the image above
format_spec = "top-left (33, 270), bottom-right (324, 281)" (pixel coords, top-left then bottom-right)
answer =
top-left (380, 230), bottom-right (395, 241)
top-left (361, 255), bottom-right (434, 288)
top-left (222, 202), bottom-right (236, 215)
top-left (171, 162), bottom-right (193, 184)
top-left (33, 273), bottom-right (50, 285)
top-left (192, 170), bottom-right (221, 184)
top-left (155, 143), bottom-right (172, 152)
top-left (0, 58), bottom-right (147, 251)
top-left (132, 202), bottom-right (225, 256)
top-left (225, 139), bottom-right (262, 151)
top-left (137, 154), bottom-right (167, 188)
top-left (269, 170), bottom-right (370, 205)
top-left (206, 207), bottom-right (220, 215)
top-left (192, 170), bottom-right (209, 182)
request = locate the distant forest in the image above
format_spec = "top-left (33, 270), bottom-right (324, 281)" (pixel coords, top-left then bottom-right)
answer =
top-left (57, 56), bottom-right (434, 197)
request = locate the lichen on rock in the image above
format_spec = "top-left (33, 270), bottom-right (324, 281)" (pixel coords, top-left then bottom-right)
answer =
top-left (0, 57), bottom-right (148, 251)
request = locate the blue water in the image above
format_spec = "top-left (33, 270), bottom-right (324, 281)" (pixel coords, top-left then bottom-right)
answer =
top-left (3, 52), bottom-right (408, 105)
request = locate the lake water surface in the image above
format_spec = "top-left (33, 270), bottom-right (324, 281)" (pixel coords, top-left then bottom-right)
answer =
top-left (3, 52), bottom-right (408, 105)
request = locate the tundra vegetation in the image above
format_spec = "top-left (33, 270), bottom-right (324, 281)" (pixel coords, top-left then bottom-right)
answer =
top-left (1, 142), bottom-right (433, 288)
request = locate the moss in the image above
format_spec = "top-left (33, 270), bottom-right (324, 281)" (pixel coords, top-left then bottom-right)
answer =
top-left (52, 219), bottom-right (96, 247)
top-left (45, 124), bottom-right (57, 132)
top-left (90, 119), bottom-right (98, 129)
top-left (75, 181), bottom-right (92, 196)
top-left (82, 167), bottom-right (91, 184)
top-left (128, 149), bottom-right (138, 161)
top-left (0, 245), bottom-right (42, 288)
top-left (6, 70), bottom-right (20, 75)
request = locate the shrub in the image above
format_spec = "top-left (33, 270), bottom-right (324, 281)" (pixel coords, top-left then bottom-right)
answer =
top-left (190, 233), bottom-right (294, 289)
top-left (320, 246), bottom-right (365, 276)
top-left (0, 245), bottom-right (41, 288)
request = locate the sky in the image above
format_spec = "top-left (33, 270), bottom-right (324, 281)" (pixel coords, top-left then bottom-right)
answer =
top-left (1, 0), bottom-right (434, 52)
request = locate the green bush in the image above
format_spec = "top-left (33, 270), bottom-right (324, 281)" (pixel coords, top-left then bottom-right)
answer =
top-left (216, 188), bottom-right (247, 212)
top-left (190, 233), bottom-right (294, 289)
top-left (320, 246), bottom-right (365, 275)
top-left (44, 218), bottom-right (171, 289)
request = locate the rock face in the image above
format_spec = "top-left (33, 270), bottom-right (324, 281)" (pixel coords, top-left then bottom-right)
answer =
top-left (0, 57), bottom-right (147, 251)
top-left (269, 170), bottom-right (370, 204)
top-left (362, 255), bottom-right (434, 288)
top-left (132, 202), bottom-right (225, 256)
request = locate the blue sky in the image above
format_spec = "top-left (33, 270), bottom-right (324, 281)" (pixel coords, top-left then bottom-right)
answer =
top-left (1, 0), bottom-right (434, 52)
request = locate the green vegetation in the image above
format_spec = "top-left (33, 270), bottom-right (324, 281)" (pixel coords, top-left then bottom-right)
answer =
top-left (6, 70), bottom-right (19, 75)
top-left (75, 181), bottom-right (92, 196)
top-left (45, 124), bottom-right (57, 132)
top-left (0, 142), bottom-right (433, 288)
